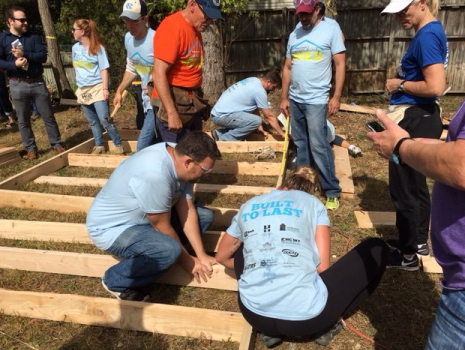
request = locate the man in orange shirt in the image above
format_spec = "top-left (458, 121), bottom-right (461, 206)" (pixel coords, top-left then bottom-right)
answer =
top-left (152, 0), bottom-right (221, 142)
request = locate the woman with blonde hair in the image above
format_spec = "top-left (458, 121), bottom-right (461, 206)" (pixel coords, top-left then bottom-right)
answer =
top-left (72, 19), bottom-right (123, 154)
top-left (216, 166), bottom-right (389, 348)
top-left (380, 0), bottom-right (447, 270)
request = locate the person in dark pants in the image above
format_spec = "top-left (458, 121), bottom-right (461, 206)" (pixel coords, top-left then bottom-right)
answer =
top-left (216, 167), bottom-right (389, 348)
top-left (380, 0), bottom-right (447, 270)
top-left (0, 68), bottom-right (15, 127)
top-left (0, 6), bottom-right (64, 159)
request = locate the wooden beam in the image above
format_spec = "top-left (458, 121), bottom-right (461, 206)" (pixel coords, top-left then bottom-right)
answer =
top-left (238, 322), bottom-right (256, 350)
top-left (339, 103), bottom-right (377, 115)
top-left (0, 138), bottom-right (94, 190)
top-left (0, 219), bottom-right (224, 253)
top-left (34, 176), bottom-right (274, 195)
top-left (0, 288), bottom-right (245, 342)
top-left (333, 144), bottom-right (355, 197)
top-left (118, 129), bottom-right (140, 141)
top-left (420, 256), bottom-right (443, 274)
top-left (0, 190), bottom-right (237, 225)
top-left (0, 246), bottom-right (237, 291)
top-left (67, 153), bottom-right (282, 175)
top-left (106, 140), bottom-right (285, 154)
top-left (354, 211), bottom-right (395, 228)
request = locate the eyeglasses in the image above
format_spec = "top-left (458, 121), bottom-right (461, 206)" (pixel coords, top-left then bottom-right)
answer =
top-left (194, 160), bottom-right (213, 174)
top-left (122, 16), bottom-right (144, 24)
top-left (11, 17), bottom-right (27, 23)
top-left (196, 2), bottom-right (215, 21)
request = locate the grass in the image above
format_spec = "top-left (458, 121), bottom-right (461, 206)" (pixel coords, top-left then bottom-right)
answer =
top-left (0, 94), bottom-right (463, 350)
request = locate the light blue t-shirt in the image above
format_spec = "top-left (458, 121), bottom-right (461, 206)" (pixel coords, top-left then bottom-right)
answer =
top-left (287, 19), bottom-right (345, 104)
top-left (86, 142), bottom-right (193, 250)
top-left (211, 77), bottom-right (269, 118)
top-left (227, 189), bottom-right (330, 321)
top-left (124, 28), bottom-right (155, 112)
top-left (72, 43), bottom-right (109, 88)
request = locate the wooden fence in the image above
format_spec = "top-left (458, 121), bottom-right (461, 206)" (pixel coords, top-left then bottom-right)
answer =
top-left (224, 0), bottom-right (465, 94)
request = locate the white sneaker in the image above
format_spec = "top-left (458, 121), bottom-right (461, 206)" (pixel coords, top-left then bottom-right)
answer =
top-left (348, 145), bottom-right (362, 157)
top-left (91, 146), bottom-right (106, 154)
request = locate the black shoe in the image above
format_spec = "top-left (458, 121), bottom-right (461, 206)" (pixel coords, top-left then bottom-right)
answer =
top-left (102, 279), bottom-right (150, 302)
top-left (260, 334), bottom-right (282, 348)
top-left (387, 249), bottom-right (419, 271)
top-left (314, 320), bottom-right (343, 346)
top-left (386, 239), bottom-right (430, 256)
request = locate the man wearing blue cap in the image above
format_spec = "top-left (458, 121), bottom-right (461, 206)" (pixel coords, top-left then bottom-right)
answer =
top-left (279, 0), bottom-right (345, 211)
top-left (152, 0), bottom-right (222, 143)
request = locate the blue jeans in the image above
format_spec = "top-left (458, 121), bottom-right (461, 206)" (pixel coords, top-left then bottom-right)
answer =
top-left (424, 289), bottom-right (465, 350)
top-left (212, 111), bottom-right (262, 141)
top-left (82, 101), bottom-right (122, 147)
top-left (289, 101), bottom-right (340, 198)
top-left (9, 79), bottom-right (62, 152)
top-left (103, 205), bottom-right (213, 292)
top-left (137, 108), bottom-right (159, 151)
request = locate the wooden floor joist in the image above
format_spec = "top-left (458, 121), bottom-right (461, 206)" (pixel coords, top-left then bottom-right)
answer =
top-left (333, 143), bottom-right (355, 198)
top-left (421, 255), bottom-right (443, 274)
top-left (354, 211), bottom-right (396, 228)
top-left (67, 153), bottom-right (282, 176)
top-left (0, 288), bottom-right (246, 342)
top-left (0, 190), bottom-right (238, 226)
top-left (106, 140), bottom-right (285, 154)
top-left (34, 176), bottom-right (275, 195)
top-left (0, 246), bottom-right (237, 290)
top-left (0, 219), bottom-right (225, 253)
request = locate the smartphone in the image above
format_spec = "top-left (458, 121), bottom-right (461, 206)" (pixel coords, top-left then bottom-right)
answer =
top-left (365, 120), bottom-right (385, 133)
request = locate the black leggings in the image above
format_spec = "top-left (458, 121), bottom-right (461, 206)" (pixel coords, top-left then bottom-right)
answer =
top-left (234, 237), bottom-right (390, 337)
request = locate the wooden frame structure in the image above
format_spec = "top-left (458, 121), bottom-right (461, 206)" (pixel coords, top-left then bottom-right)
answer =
top-left (0, 133), bottom-right (355, 349)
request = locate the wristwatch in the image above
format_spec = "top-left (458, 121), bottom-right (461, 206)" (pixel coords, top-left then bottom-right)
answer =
top-left (397, 80), bottom-right (406, 92)
top-left (392, 137), bottom-right (414, 164)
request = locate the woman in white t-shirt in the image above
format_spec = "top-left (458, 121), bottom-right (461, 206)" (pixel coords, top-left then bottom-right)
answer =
top-left (216, 167), bottom-right (389, 348)
top-left (72, 19), bottom-right (123, 154)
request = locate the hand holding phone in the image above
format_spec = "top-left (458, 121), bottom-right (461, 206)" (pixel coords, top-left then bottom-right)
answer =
top-left (365, 120), bottom-right (385, 133)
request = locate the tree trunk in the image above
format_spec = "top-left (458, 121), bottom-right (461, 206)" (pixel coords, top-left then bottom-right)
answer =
top-left (201, 23), bottom-right (225, 104)
top-left (37, 0), bottom-right (75, 99)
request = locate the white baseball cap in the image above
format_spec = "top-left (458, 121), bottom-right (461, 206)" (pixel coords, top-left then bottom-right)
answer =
top-left (381, 0), bottom-right (414, 14)
top-left (120, 0), bottom-right (148, 20)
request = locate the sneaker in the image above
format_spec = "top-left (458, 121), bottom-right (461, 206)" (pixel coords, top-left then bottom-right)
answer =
top-left (259, 334), bottom-right (282, 348)
top-left (386, 239), bottom-right (430, 256)
top-left (387, 249), bottom-right (419, 271)
top-left (101, 279), bottom-right (150, 302)
top-left (348, 145), bottom-right (363, 158)
top-left (314, 320), bottom-right (343, 346)
top-left (325, 197), bottom-right (339, 211)
top-left (113, 145), bottom-right (124, 155)
top-left (211, 129), bottom-right (219, 141)
top-left (91, 146), bottom-right (106, 154)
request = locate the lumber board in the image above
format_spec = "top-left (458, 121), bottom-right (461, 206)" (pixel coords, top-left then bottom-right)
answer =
top-left (0, 246), bottom-right (237, 291)
top-left (276, 117), bottom-right (290, 188)
top-left (118, 129), bottom-right (140, 141)
top-left (354, 211), bottom-right (396, 228)
top-left (34, 176), bottom-right (274, 195)
top-left (0, 157), bottom-right (21, 168)
top-left (420, 256), bottom-right (443, 274)
top-left (0, 139), bottom-right (22, 148)
top-left (0, 288), bottom-right (246, 342)
top-left (339, 103), bottom-right (377, 115)
top-left (0, 190), bottom-right (237, 226)
top-left (238, 322), bottom-right (256, 350)
top-left (67, 153), bottom-right (282, 175)
top-left (0, 138), bottom-right (94, 190)
top-left (333, 144), bottom-right (355, 197)
top-left (106, 140), bottom-right (284, 154)
top-left (0, 219), bottom-right (224, 253)
top-left (60, 98), bottom-right (79, 106)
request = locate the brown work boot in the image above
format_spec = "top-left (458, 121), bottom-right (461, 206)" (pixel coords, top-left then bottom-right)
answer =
top-left (54, 147), bottom-right (65, 155)
top-left (26, 150), bottom-right (37, 160)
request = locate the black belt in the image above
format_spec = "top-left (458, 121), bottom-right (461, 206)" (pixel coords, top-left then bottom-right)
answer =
top-left (9, 76), bottom-right (43, 83)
